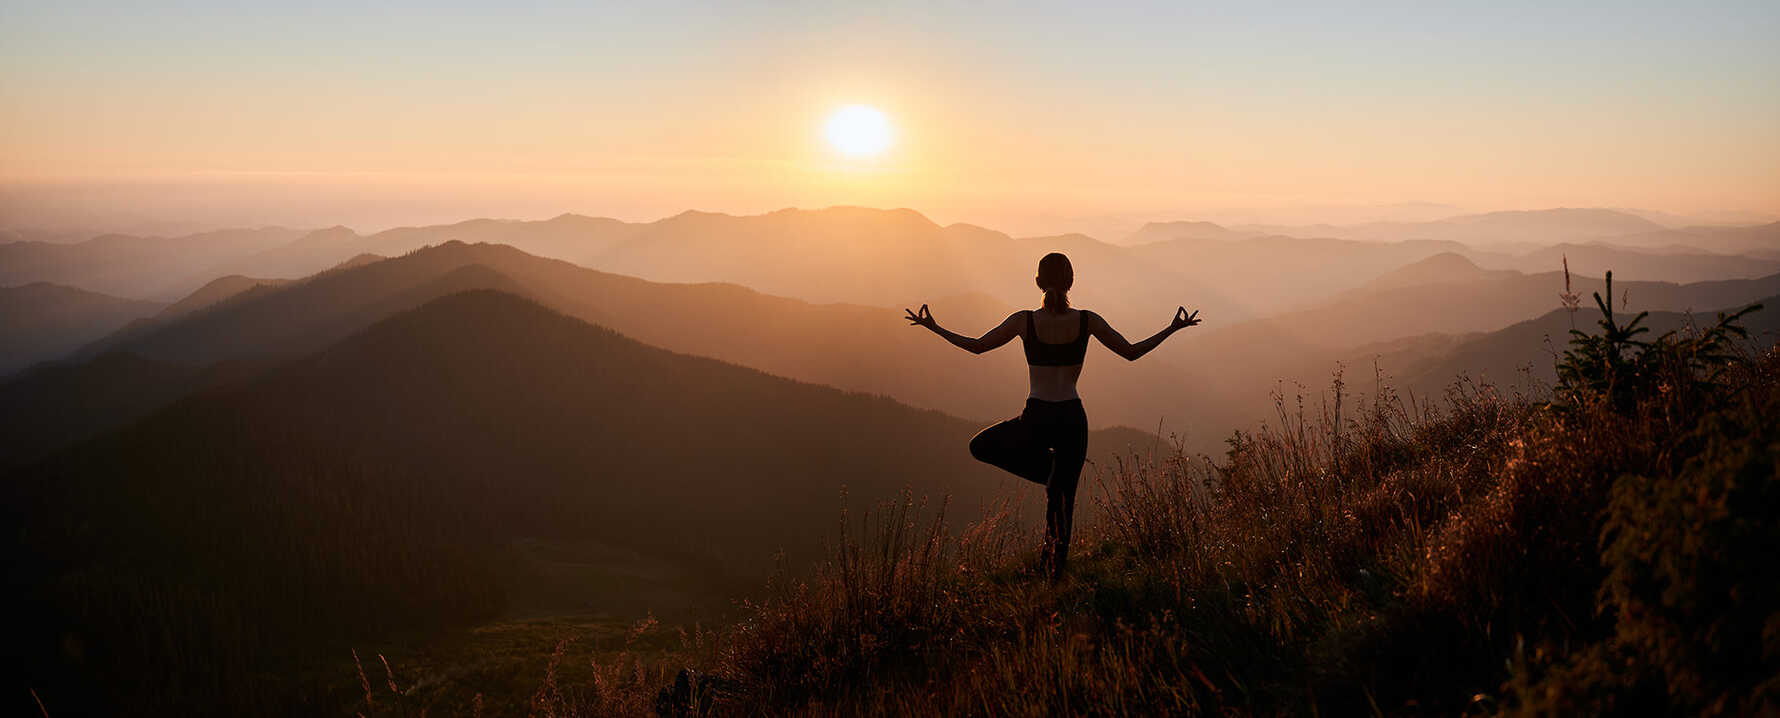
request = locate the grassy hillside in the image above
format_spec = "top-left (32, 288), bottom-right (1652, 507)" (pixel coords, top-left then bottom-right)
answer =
top-left (356, 289), bottom-right (1779, 716)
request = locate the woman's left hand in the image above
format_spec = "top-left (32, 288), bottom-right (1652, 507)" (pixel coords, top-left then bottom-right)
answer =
top-left (1170, 306), bottom-right (1201, 330)
top-left (905, 304), bottom-right (938, 330)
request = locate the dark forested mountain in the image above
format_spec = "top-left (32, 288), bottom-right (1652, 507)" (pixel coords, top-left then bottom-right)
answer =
top-left (0, 283), bottom-right (163, 375)
top-left (4, 290), bottom-right (1150, 714)
top-left (0, 353), bottom-right (272, 470)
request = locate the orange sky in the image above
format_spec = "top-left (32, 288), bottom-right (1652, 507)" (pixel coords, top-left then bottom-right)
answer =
top-left (3, 2), bottom-right (1777, 233)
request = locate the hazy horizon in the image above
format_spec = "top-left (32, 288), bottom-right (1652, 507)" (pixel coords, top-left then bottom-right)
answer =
top-left (4, 193), bottom-right (1776, 243)
top-left (5, 1), bottom-right (1778, 237)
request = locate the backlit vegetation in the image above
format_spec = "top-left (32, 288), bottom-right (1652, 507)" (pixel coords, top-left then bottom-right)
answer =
top-left (383, 277), bottom-right (1779, 715)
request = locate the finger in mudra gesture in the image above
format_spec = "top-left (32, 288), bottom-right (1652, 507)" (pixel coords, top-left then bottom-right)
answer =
top-left (1172, 307), bottom-right (1201, 330)
top-left (905, 303), bottom-right (935, 329)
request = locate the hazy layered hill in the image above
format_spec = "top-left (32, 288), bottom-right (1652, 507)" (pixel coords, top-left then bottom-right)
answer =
top-left (0, 216), bottom-right (631, 302)
top-left (50, 239), bottom-right (1780, 463)
top-left (1168, 260), bottom-right (1780, 371)
top-left (590, 207), bottom-right (1218, 324)
top-left (7, 290), bottom-right (1150, 711)
top-left (1266, 262), bottom-right (1780, 348)
top-left (1130, 234), bottom-right (1475, 315)
top-left (193, 225), bottom-right (365, 281)
top-left (1124, 227), bottom-right (1778, 318)
top-left (65, 240), bottom-right (1191, 435)
top-left (0, 227), bottom-right (304, 299)
top-left (1105, 265), bottom-right (1780, 455)
top-left (368, 213), bottom-right (642, 265)
top-left (1601, 221), bottom-right (1780, 259)
top-left (1500, 242), bottom-right (1780, 282)
top-left (1359, 252), bottom-right (1520, 290)
top-left (1120, 220), bottom-right (1253, 245)
top-left (155, 275), bottom-right (292, 319)
top-left (1232, 208), bottom-right (1667, 245)
top-left (2, 208), bottom-right (1221, 322)
top-left (1390, 294), bottom-right (1780, 399)
top-left (197, 215), bottom-right (643, 284)
top-left (0, 283), bottom-right (163, 375)
top-left (8, 208), bottom-right (1772, 333)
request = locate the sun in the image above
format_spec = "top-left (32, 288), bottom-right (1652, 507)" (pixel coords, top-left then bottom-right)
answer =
top-left (825, 105), bottom-right (892, 158)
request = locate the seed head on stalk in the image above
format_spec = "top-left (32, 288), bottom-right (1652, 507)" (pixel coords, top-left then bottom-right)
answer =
top-left (1559, 254), bottom-right (1582, 329)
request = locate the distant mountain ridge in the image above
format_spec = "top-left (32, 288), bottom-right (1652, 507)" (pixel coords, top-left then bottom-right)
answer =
top-left (6, 206), bottom-right (1775, 324)
top-left (0, 227), bottom-right (305, 299)
top-left (1121, 220), bottom-right (1252, 245)
top-left (156, 275), bottom-right (292, 319)
top-left (0, 283), bottom-right (163, 375)
top-left (1361, 252), bottom-right (1519, 290)
top-left (1230, 208), bottom-right (1668, 245)
top-left (30, 237), bottom-right (1776, 465)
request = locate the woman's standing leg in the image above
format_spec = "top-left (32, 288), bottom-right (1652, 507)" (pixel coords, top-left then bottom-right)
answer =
top-left (1041, 406), bottom-right (1090, 579)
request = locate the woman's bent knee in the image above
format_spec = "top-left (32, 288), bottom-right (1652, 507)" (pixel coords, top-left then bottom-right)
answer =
top-left (968, 430), bottom-right (996, 463)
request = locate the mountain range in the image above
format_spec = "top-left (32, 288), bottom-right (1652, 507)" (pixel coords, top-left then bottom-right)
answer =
top-left (9, 236), bottom-right (1774, 475)
top-left (9, 207), bottom-right (1776, 327)
top-left (0, 283), bottom-right (164, 375)
top-left (6, 290), bottom-right (1150, 712)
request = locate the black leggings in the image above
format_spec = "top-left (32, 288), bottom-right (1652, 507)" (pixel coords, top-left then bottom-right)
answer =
top-left (969, 398), bottom-right (1088, 576)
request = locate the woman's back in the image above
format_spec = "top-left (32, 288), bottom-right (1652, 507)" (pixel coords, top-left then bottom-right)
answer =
top-left (1025, 308), bottom-right (1086, 346)
top-left (1023, 308), bottom-right (1088, 401)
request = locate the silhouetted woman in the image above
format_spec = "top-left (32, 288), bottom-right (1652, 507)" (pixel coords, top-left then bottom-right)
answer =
top-left (905, 252), bottom-right (1199, 577)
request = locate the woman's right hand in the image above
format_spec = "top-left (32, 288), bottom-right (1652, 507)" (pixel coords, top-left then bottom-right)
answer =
top-left (904, 304), bottom-right (937, 330)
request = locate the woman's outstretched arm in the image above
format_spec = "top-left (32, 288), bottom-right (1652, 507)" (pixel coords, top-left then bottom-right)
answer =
top-left (1088, 307), bottom-right (1200, 361)
top-left (905, 304), bottom-right (1023, 355)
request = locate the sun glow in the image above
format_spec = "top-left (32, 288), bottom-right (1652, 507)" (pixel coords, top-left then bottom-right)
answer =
top-left (824, 105), bottom-right (893, 158)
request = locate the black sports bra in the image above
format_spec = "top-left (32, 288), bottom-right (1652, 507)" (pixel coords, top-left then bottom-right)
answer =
top-left (1022, 309), bottom-right (1090, 366)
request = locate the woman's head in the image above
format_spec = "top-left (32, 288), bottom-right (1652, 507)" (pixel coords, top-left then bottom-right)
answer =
top-left (1035, 252), bottom-right (1073, 312)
